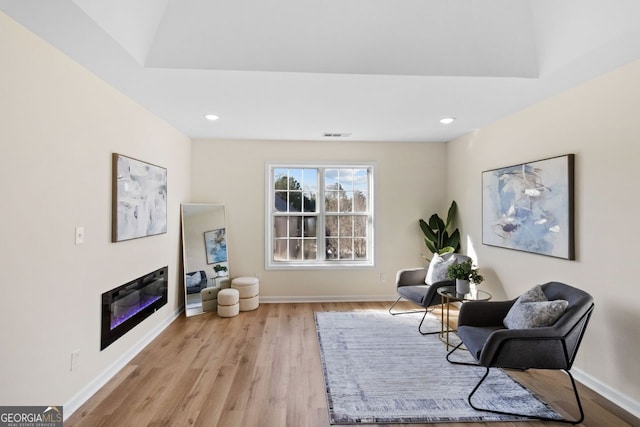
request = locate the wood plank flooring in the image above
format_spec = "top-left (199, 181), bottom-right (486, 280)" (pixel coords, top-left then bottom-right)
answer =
top-left (66, 302), bottom-right (639, 427)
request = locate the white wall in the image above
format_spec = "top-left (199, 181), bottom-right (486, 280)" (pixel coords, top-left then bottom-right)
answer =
top-left (447, 59), bottom-right (640, 414)
top-left (0, 12), bottom-right (191, 410)
top-left (190, 139), bottom-right (448, 300)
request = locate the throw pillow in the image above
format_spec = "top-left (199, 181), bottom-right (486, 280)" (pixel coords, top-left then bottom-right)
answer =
top-left (517, 284), bottom-right (547, 303)
top-left (186, 272), bottom-right (201, 287)
top-left (503, 285), bottom-right (569, 329)
top-left (425, 253), bottom-right (464, 285)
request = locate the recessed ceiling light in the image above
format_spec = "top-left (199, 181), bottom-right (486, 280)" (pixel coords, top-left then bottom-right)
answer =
top-left (439, 117), bottom-right (456, 125)
top-left (204, 114), bottom-right (219, 121)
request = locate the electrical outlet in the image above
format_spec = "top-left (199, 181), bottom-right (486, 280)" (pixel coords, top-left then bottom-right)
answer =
top-left (70, 349), bottom-right (80, 372)
top-left (380, 273), bottom-right (388, 283)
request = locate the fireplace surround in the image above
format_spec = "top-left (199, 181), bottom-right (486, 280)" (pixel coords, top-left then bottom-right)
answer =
top-left (101, 266), bottom-right (168, 350)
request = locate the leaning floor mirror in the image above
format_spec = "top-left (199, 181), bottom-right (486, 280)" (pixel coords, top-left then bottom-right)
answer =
top-left (181, 203), bottom-right (230, 316)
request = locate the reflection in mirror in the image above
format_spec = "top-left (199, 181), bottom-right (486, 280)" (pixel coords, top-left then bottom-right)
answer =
top-left (181, 203), bottom-right (229, 316)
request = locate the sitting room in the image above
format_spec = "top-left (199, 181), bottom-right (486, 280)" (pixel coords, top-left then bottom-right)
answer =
top-left (1, 2), bottom-right (639, 426)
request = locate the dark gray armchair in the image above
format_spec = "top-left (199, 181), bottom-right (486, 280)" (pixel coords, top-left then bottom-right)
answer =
top-left (389, 254), bottom-right (471, 334)
top-left (446, 281), bottom-right (594, 424)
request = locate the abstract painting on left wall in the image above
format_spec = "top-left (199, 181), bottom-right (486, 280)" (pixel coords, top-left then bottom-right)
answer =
top-left (112, 153), bottom-right (167, 242)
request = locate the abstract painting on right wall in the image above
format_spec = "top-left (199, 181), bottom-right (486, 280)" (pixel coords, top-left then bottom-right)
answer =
top-left (482, 154), bottom-right (575, 260)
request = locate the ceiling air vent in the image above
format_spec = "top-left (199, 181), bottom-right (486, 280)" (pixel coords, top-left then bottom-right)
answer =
top-left (323, 132), bottom-right (352, 138)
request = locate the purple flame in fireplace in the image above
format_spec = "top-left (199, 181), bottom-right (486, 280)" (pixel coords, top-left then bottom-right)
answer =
top-left (111, 293), bottom-right (162, 330)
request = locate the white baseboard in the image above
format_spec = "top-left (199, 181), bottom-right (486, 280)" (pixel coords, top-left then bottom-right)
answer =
top-left (63, 307), bottom-right (183, 421)
top-left (572, 367), bottom-right (640, 419)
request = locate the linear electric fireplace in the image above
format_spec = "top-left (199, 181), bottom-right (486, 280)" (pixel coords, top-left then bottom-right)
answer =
top-left (101, 266), bottom-right (168, 350)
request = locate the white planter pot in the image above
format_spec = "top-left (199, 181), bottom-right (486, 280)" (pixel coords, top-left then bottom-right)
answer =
top-left (456, 279), bottom-right (470, 295)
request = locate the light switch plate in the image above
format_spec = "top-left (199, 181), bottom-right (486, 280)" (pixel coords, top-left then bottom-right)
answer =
top-left (75, 226), bottom-right (84, 245)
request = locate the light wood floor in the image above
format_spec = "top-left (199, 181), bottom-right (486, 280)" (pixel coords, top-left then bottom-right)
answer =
top-left (66, 302), bottom-right (639, 427)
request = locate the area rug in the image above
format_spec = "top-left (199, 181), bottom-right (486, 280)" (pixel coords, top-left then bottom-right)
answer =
top-left (314, 311), bottom-right (562, 424)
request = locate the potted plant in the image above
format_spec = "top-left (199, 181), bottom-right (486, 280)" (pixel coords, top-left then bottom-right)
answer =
top-left (447, 260), bottom-right (483, 294)
top-left (213, 264), bottom-right (228, 277)
top-left (419, 200), bottom-right (461, 260)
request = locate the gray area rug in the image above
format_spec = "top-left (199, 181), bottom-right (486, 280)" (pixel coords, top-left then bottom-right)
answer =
top-left (314, 311), bottom-right (562, 424)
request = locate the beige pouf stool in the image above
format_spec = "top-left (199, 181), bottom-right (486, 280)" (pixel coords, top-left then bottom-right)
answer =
top-left (200, 287), bottom-right (220, 312)
top-left (231, 277), bottom-right (260, 312)
top-left (217, 288), bottom-right (239, 317)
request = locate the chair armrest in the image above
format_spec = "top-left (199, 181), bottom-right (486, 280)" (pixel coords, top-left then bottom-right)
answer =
top-left (395, 268), bottom-right (428, 288)
top-left (458, 300), bottom-right (515, 327)
top-left (479, 327), bottom-right (571, 368)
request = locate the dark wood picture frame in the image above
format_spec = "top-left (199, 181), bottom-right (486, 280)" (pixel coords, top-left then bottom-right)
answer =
top-left (482, 154), bottom-right (575, 260)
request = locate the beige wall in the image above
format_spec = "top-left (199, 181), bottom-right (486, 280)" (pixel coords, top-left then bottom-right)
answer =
top-left (190, 139), bottom-right (448, 300)
top-left (447, 60), bottom-right (640, 413)
top-left (0, 12), bottom-right (191, 410)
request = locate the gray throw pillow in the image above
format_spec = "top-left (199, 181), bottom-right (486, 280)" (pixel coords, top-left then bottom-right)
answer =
top-left (516, 284), bottom-right (547, 303)
top-left (504, 285), bottom-right (569, 329)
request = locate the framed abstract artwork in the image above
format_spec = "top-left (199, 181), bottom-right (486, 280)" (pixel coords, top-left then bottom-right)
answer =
top-left (112, 153), bottom-right (167, 242)
top-left (482, 154), bottom-right (575, 260)
top-left (204, 228), bottom-right (228, 264)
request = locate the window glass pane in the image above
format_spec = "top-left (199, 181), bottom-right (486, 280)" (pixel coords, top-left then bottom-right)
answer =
top-left (353, 216), bottom-right (367, 237)
top-left (339, 216), bottom-right (352, 237)
top-left (326, 238), bottom-right (338, 259)
top-left (274, 191), bottom-right (288, 212)
top-left (339, 168), bottom-right (354, 190)
top-left (325, 190), bottom-right (339, 212)
top-left (303, 216), bottom-right (317, 237)
top-left (289, 169), bottom-right (303, 188)
top-left (288, 217), bottom-right (302, 238)
top-left (274, 239), bottom-right (288, 261)
top-left (340, 192), bottom-right (353, 213)
top-left (303, 192), bottom-right (317, 212)
top-left (274, 216), bottom-right (288, 238)
top-left (274, 169), bottom-right (288, 189)
top-left (354, 238), bottom-right (367, 259)
top-left (289, 239), bottom-right (302, 260)
top-left (303, 169), bottom-right (318, 191)
top-left (303, 239), bottom-right (317, 259)
top-left (339, 238), bottom-right (353, 259)
top-left (290, 191), bottom-right (302, 212)
top-left (353, 169), bottom-right (367, 192)
top-left (325, 216), bottom-right (338, 237)
top-left (353, 191), bottom-right (367, 212)
top-left (325, 169), bottom-right (338, 189)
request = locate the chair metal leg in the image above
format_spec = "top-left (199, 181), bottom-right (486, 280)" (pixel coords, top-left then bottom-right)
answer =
top-left (445, 342), bottom-right (478, 366)
top-left (388, 297), bottom-right (440, 335)
top-left (467, 367), bottom-right (585, 424)
top-left (417, 309), bottom-right (440, 335)
top-left (388, 297), bottom-right (425, 316)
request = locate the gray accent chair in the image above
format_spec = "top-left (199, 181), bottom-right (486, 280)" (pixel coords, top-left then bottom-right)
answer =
top-left (389, 254), bottom-right (471, 334)
top-left (446, 282), bottom-right (594, 424)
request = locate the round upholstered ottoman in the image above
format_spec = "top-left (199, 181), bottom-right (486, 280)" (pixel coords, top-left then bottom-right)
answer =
top-left (200, 287), bottom-right (220, 312)
top-left (217, 288), bottom-right (239, 317)
top-left (231, 277), bottom-right (260, 311)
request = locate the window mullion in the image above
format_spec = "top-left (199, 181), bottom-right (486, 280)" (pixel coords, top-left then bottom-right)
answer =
top-left (316, 168), bottom-right (326, 261)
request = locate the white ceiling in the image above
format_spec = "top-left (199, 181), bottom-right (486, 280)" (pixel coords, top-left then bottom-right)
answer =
top-left (2, 0), bottom-right (640, 142)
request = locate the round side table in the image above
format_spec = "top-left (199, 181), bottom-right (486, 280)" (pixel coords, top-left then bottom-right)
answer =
top-left (437, 285), bottom-right (491, 350)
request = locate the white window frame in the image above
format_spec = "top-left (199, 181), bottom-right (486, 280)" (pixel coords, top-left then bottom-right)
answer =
top-left (265, 162), bottom-right (375, 270)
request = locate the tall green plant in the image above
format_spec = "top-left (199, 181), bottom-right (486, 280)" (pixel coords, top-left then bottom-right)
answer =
top-left (419, 200), bottom-right (461, 259)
